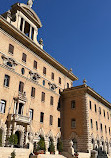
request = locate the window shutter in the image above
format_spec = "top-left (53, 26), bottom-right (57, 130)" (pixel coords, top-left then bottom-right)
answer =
top-left (59, 77), bottom-right (61, 84)
top-left (50, 96), bottom-right (53, 105)
top-left (31, 87), bottom-right (35, 97)
top-left (51, 72), bottom-right (54, 80)
top-left (22, 53), bottom-right (27, 62)
top-left (42, 92), bottom-right (45, 102)
top-left (9, 44), bottom-right (14, 54)
top-left (34, 60), bottom-right (37, 69)
top-left (43, 67), bottom-right (46, 75)
top-left (19, 81), bottom-right (24, 92)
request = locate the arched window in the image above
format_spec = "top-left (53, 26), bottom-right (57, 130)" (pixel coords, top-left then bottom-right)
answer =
top-left (72, 138), bottom-right (77, 152)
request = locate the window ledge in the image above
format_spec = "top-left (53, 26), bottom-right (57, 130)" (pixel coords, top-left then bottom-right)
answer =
top-left (22, 60), bottom-right (26, 64)
top-left (3, 85), bottom-right (9, 89)
top-left (8, 52), bottom-right (13, 56)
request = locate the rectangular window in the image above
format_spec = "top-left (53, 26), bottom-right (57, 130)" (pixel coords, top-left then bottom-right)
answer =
top-left (89, 101), bottom-right (91, 110)
top-left (51, 72), bottom-right (54, 80)
top-left (40, 112), bottom-right (44, 123)
top-left (96, 121), bottom-right (98, 130)
top-left (50, 96), bottom-right (53, 105)
top-left (107, 112), bottom-right (109, 120)
top-left (4, 74), bottom-right (10, 87)
top-left (8, 44), bottom-right (14, 54)
top-left (0, 100), bottom-right (6, 113)
top-left (71, 100), bottom-right (75, 109)
top-left (99, 107), bottom-right (101, 115)
top-left (67, 83), bottom-right (69, 88)
top-left (59, 77), bottom-right (61, 84)
top-left (43, 67), bottom-right (46, 75)
top-left (19, 81), bottom-right (24, 93)
top-left (31, 87), bottom-right (35, 98)
top-left (90, 119), bottom-right (93, 128)
top-left (100, 123), bottom-right (103, 132)
top-left (71, 119), bottom-right (76, 128)
top-left (103, 110), bottom-right (105, 117)
top-left (50, 115), bottom-right (53, 125)
top-left (105, 125), bottom-right (107, 133)
top-left (109, 127), bottom-right (110, 135)
top-left (33, 60), bottom-right (37, 69)
top-left (41, 92), bottom-right (45, 102)
top-left (58, 118), bottom-right (60, 127)
top-left (95, 104), bottom-right (97, 112)
top-left (29, 109), bottom-right (33, 120)
top-left (22, 53), bottom-right (27, 62)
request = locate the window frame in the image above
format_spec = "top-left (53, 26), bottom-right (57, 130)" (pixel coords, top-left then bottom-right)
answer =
top-left (22, 53), bottom-right (27, 63)
top-left (8, 44), bottom-right (14, 55)
top-left (41, 92), bottom-right (45, 102)
top-left (40, 112), bottom-right (44, 123)
top-left (31, 87), bottom-right (35, 98)
top-left (4, 74), bottom-right (10, 87)
top-left (33, 60), bottom-right (37, 69)
top-left (71, 119), bottom-right (76, 128)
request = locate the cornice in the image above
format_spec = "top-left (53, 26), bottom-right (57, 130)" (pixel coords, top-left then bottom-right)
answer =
top-left (62, 85), bottom-right (111, 109)
top-left (0, 15), bottom-right (78, 81)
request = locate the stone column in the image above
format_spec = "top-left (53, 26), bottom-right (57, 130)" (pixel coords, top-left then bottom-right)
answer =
top-left (21, 131), bottom-right (24, 147)
top-left (29, 25), bottom-right (32, 39)
top-left (22, 19), bottom-right (25, 33)
top-left (33, 28), bottom-right (38, 43)
top-left (54, 139), bottom-right (58, 154)
top-left (45, 137), bottom-right (50, 154)
top-left (17, 15), bottom-right (21, 30)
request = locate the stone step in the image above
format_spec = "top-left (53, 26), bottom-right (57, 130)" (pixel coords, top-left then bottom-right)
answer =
top-left (37, 154), bottom-right (66, 158)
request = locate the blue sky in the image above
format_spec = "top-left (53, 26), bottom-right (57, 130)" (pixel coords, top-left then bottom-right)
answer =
top-left (0, 0), bottom-right (111, 102)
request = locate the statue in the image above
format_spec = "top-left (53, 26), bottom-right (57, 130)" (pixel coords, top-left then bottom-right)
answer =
top-left (27, 0), bottom-right (34, 8)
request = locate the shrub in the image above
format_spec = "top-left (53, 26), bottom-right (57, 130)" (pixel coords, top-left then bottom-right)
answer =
top-left (57, 139), bottom-right (63, 152)
top-left (11, 150), bottom-right (16, 158)
top-left (8, 134), bottom-right (18, 146)
top-left (49, 139), bottom-right (55, 153)
top-left (37, 137), bottom-right (46, 151)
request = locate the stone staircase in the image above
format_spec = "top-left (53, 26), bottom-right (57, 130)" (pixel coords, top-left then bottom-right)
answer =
top-left (37, 154), bottom-right (66, 158)
top-left (0, 147), bottom-right (30, 158)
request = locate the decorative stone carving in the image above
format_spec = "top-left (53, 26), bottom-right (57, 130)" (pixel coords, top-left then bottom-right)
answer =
top-left (29, 71), bottom-right (40, 82)
top-left (28, 132), bottom-right (34, 143)
top-left (27, 0), bottom-right (34, 8)
top-left (68, 140), bottom-right (74, 155)
top-left (48, 82), bottom-right (57, 91)
top-left (14, 91), bottom-right (27, 103)
top-left (1, 55), bottom-right (17, 69)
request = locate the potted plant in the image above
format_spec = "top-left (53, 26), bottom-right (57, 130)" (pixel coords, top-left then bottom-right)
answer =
top-left (11, 150), bottom-right (16, 158)
top-left (49, 139), bottom-right (55, 154)
top-left (57, 139), bottom-right (63, 154)
top-left (34, 137), bottom-right (46, 155)
top-left (74, 151), bottom-right (79, 158)
top-left (8, 134), bottom-right (18, 147)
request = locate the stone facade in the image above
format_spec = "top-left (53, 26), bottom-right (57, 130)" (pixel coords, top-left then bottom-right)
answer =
top-left (0, 1), bottom-right (77, 156)
top-left (61, 84), bottom-right (111, 157)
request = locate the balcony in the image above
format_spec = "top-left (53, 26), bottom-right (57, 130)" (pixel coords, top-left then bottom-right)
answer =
top-left (8, 114), bottom-right (31, 125)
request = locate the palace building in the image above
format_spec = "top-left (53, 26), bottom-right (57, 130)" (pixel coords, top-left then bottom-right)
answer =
top-left (0, 1), bottom-right (111, 158)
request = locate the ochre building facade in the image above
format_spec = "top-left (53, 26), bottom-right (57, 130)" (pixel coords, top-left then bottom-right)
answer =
top-left (0, 1), bottom-right (111, 158)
